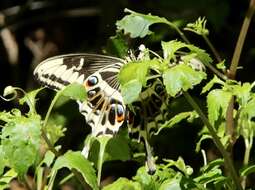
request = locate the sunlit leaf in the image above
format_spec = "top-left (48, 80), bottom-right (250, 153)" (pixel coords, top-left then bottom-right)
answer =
top-left (0, 169), bottom-right (17, 189)
top-left (232, 82), bottom-right (253, 106)
top-left (0, 146), bottom-right (5, 175)
top-left (40, 151), bottom-right (55, 167)
top-left (201, 75), bottom-right (224, 94)
top-left (19, 88), bottom-right (43, 115)
top-left (121, 80), bottom-right (142, 104)
top-left (159, 178), bottom-right (182, 190)
top-left (216, 60), bottom-right (226, 71)
top-left (163, 64), bottom-right (206, 96)
top-left (116, 9), bottom-right (172, 38)
top-left (119, 61), bottom-right (150, 86)
top-left (207, 89), bottom-right (232, 126)
top-left (61, 83), bottom-right (87, 101)
top-left (164, 157), bottom-right (193, 176)
top-left (161, 40), bottom-right (212, 65)
top-left (103, 178), bottom-right (141, 190)
top-left (1, 114), bottom-right (41, 176)
top-left (195, 134), bottom-right (212, 152)
top-left (52, 151), bottom-right (98, 190)
top-left (184, 17), bottom-right (209, 36)
top-left (240, 165), bottom-right (255, 177)
top-left (161, 40), bottom-right (187, 60)
top-left (156, 111), bottom-right (198, 135)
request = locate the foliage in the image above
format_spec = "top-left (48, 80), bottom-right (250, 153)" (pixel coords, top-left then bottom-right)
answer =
top-left (0, 3), bottom-right (255, 190)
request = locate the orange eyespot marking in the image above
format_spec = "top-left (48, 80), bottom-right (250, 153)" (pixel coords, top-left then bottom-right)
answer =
top-left (117, 114), bottom-right (124, 122)
top-left (116, 104), bottom-right (124, 123)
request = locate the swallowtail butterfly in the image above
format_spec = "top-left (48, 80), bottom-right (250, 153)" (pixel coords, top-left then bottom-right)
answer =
top-left (34, 49), bottom-right (204, 175)
top-left (34, 53), bottom-right (127, 138)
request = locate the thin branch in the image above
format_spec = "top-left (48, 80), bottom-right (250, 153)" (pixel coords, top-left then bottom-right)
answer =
top-left (183, 91), bottom-right (242, 190)
top-left (40, 90), bottom-right (90, 189)
top-left (228, 0), bottom-right (255, 79)
top-left (202, 35), bottom-right (222, 63)
top-left (226, 2), bottom-right (255, 187)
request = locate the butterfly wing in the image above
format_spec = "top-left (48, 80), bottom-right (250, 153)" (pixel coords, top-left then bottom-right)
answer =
top-left (33, 53), bottom-right (125, 90)
top-left (34, 53), bottom-right (127, 139)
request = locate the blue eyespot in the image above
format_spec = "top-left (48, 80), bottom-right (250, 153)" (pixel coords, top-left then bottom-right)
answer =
top-left (87, 76), bottom-right (98, 86)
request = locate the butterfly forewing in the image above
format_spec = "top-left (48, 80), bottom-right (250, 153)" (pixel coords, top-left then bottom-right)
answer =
top-left (34, 53), bottom-right (125, 90)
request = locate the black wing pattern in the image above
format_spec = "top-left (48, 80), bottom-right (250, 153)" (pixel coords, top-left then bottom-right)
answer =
top-left (33, 53), bottom-right (125, 90)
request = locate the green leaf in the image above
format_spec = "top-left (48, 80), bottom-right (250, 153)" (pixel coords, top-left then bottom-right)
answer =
top-left (202, 159), bottom-right (224, 173)
top-left (201, 75), bottom-right (224, 94)
top-left (133, 166), bottom-right (159, 190)
top-left (40, 151), bottom-right (55, 167)
top-left (163, 64), bottom-right (206, 96)
top-left (156, 111), bottom-right (198, 135)
top-left (161, 40), bottom-right (187, 60)
top-left (1, 114), bottom-right (42, 176)
top-left (0, 169), bottom-right (17, 189)
top-left (241, 97), bottom-right (255, 119)
top-left (216, 60), bottom-right (227, 71)
top-left (0, 109), bottom-right (21, 123)
top-left (46, 113), bottom-right (67, 145)
top-left (105, 135), bottom-right (131, 162)
top-left (0, 146), bottom-right (5, 175)
top-left (240, 165), bottom-right (255, 177)
top-left (159, 178), bottom-right (182, 190)
top-left (51, 151), bottom-right (98, 190)
top-left (232, 82), bottom-right (253, 106)
top-left (61, 83), bottom-right (87, 101)
top-left (19, 88), bottom-right (43, 115)
top-left (119, 61), bottom-right (150, 86)
top-left (184, 17), bottom-right (209, 36)
top-left (195, 134), bottom-right (212, 152)
top-left (103, 178), bottom-right (141, 190)
top-left (116, 9), bottom-right (171, 38)
top-left (207, 89), bottom-right (232, 126)
top-left (161, 40), bottom-right (212, 65)
top-left (195, 169), bottom-right (223, 185)
top-left (105, 33), bottom-right (129, 58)
top-left (121, 80), bottom-right (142, 104)
top-left (164, 157), bottom-right (193, 176)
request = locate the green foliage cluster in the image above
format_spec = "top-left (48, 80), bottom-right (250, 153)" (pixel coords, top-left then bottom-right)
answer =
top-left (0, 5), bottom-right (255, 190)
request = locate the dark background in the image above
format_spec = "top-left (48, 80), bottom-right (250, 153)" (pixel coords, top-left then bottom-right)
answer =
top-left (0, 0), bottom-right (254, 91)
top-left (0, 0), bottom-right (254, 187)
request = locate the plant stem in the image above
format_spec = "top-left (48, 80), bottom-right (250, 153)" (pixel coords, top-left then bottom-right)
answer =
top-left (202, 35), bottom-right (222, 63)
top-left (228, 0), bottom-right (255, 79)
top-left (203, 61), bottom-right (228, 81)
top-left (23, 175), bottom-right (33, 190)
top-left (40, 90), bottom-right (89, 189)
top-left (226, 2), bottom-right (255, 188)
top-left (41, 91), bottom-right (63, 156)
top-left (167, 21), bottom-right (227, 81)
top-left (183, 91), bottom-right (242, 190)
top-left (164, 21), bottom-right (190, 44)
top-left (241, 134), bottom-right (253, 189)
top-left (175, 26), bottom-right (190, 44)
top-left (97, 137), bottom-right (111, 186)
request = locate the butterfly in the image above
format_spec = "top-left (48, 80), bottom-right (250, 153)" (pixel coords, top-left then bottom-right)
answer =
top-left (34, 50), bottom-right (205, 175)
top-left (34, 53), bottom-right (127, 138)
top-left (34, 51), bottom-right (165, 174)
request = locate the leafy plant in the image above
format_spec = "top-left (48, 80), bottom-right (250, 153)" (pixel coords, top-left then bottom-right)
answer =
top-left (1, 1), bottom-right (255, 189)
